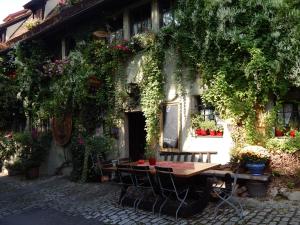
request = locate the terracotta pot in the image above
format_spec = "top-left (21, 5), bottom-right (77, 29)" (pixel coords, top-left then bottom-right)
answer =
top-left (200, 129), bottom-right (208, 136)
top-left (209, 130), bottom-right (216, 136)
top-left (195, 129), bottom-right (202, 136)
top-left (275, 128), bottom-right (284, 137)
top-left (290, 129), bottom-right (296, 138)
top-left (216, 131), bottom-right (223, 136)
top-left (138, 159), bottom-right (145, 164)
top-left (149, 158), bottom-right (156, 165)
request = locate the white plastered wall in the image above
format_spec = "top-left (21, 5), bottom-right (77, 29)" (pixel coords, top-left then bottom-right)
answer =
top-left (44, 0), bottom-right (60, 18)
top-left (5, 20), bottom-right (25, 40)
top-left (119, 49), bottom-right (234, 165)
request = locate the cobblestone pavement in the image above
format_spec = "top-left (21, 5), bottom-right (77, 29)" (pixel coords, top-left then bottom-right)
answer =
top-left (0, 175), bottom-right (300, 225)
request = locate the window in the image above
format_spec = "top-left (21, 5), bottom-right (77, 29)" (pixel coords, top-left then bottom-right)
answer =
top-left (108, 16), bottom-right (124, 43)
top-left (33, 8), bottom-right (44, 20)
top-left (65, 36), bottom-right (76, 56)
top-left (159, 0), bottom-right (174, 27)
top-left (277, 102), bottom-right (300, 129)
top-left (130, 4), bottom-right (152, 36)
top-left (0, 30), bottom-right (6, 42)
top-left (194, 96), bottom-right (216, 121)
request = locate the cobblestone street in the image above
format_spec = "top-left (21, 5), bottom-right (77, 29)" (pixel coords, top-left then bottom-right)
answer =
top-left (0, 175), bottom-right (299, 225)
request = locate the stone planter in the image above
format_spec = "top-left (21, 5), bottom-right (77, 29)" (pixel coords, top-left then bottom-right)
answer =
top-left (246, 180), bottom-right (268, 197)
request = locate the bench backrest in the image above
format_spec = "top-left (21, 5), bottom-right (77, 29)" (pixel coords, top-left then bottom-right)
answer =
top-left (159, 151), bottom-right (217, 163)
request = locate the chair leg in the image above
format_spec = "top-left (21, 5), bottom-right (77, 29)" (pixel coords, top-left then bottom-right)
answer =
top-left (214, 195), bottom-right (243, 219)
top-left (175, 188), bottom-right (189, 221)
top-left (159, 195), bottom-right (170, 218)
top-left (152, 196), bottom-right (159, 215)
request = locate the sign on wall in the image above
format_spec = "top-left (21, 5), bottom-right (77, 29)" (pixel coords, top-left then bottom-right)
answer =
top-left (161, 103), bottom-right (180, 150)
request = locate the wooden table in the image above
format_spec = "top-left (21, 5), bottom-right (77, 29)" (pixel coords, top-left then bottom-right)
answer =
top-left (106, 161), bottom-right (220, 218)
top-left (103, 161), bottom-right (220, 178)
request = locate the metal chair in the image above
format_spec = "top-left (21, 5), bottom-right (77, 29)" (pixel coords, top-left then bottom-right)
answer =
top-left (116, 164), bottom-right (136, 207)
top-left (132, 165), bottom-right (159, 214)
top-left (212, 173), bottom-right (244, 219)
top-left (155, 166), bottom-right (190, 220)
top-left (90, 153), bottom-right (113, 181)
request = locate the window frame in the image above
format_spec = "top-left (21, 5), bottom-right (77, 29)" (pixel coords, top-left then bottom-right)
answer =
top-left (130, 3), bottom-right (152, 36)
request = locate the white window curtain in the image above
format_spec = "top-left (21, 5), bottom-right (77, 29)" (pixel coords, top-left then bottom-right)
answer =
top-left (284, 104), bottom-right (293, 125)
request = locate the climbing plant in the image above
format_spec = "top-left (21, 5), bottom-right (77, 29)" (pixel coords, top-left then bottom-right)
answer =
top-left (136, 33), bottom-right (165, 147)
top-left (171, 0), bottom-right (300, 144)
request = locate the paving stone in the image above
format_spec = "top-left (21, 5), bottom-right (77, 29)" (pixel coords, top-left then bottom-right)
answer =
top-left (1, 174), bottom-right (300, 225)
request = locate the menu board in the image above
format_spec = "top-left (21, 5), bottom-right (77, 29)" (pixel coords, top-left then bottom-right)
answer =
top-left (162, 104), bottom-right (179, 149)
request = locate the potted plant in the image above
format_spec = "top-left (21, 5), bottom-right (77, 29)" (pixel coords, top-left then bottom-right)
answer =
top-left (238, 145), bottom-right (270, 176)
top-left (205, 120), bottom-right (217, 136)
top-left (288, 120), bottom-right (298, 138)
top-left (198, 120), bottom-right (216, 136)
top-left (144, 148), bottom-right (157, 165)
top-left (15, 131), bottom-right (52, 179)
top-left (191, 114), bottom-right (204, 136)
top-left (216, 125), bottom-right (224, 136)
top-left (275, 118), bottom-right (285, 137)
top-left (5, 160), bottom-right (23, 176)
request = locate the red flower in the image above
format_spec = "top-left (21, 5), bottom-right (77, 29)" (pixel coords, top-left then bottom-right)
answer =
top-left (113, 45), bottom-right (131, 52)
top-left (77, 135), bottom-right (84, 145)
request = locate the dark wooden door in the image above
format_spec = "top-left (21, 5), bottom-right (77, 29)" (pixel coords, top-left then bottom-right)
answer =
top-left (128, 112), bottom-right (146, 161)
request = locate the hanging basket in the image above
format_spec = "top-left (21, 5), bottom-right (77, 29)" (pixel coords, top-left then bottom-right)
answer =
top-left (52, 114), bottom-right (72, 146)
top-left (92, 31), bottom-right (110, 39)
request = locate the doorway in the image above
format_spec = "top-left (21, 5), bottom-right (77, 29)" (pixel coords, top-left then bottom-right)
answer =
top-left (127, 112), bottom-right (146, 161)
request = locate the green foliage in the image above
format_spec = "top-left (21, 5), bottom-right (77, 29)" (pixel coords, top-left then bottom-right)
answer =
top-left (0, 134), bottom-right (17, 161)
top-left (86, 135), bottom-right (115, 156)
top-left (172, 0), bottom-right (300, 145)
top-left (0, 54), bottom-right (25, 130)
top-left (140, 34), bottom-right (165, 146)
top-left (190, 114), bottom-right (204, 128)
top-left (266, 132), bottom-right (300, 153)
top-left (2, 131), bottom-right (52, 172)
top-left (144, 148), bottom-right (156, 159)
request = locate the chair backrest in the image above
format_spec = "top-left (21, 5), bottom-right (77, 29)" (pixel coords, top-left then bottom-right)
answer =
top-left (117, 164), bottom-right (135, 186)
top-left (118, 158), bottom-right (130, 164)
top-left (90, 152), bottom-right (107, 176)
top-left (132, 165), bottom-right (155, 191)
top-left (155, 166), bottom-right (177, 193)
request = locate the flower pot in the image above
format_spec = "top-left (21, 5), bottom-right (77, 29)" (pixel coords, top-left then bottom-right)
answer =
top-left (209, 130), bottom-right (216, 136)
top-left (149, 158), bottom-right (156, 165)
top-left (195, 129), bottom-right (202, 136)
top-left (275, 128), bottom-right (284, 137)
top-left (25, 167), bottom-right (39, 179)
top-left (138, 159), bottom-right (145, 164)
top-left (216, 131), bottom-right (223, 136)
top-left (245, 163), bottom-right (265, 176)
top-left (290, 129), bottom-right (296, 138)
top-left (200, 129), bottom-right (208, 136)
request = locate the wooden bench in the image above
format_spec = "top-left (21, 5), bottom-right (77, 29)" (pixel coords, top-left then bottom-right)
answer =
top-left (159, 151), bottom-right (218, 163)
top-left (201, 169), bottom-right (271, 182)
top-left (202, 169), bottom-right (271, 197)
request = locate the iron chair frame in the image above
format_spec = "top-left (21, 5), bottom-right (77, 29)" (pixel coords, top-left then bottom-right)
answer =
top-left (116, 164), bottom-right (139, 208)
top-left (131, 165), bottom-right (159, 214)
top-left (155, 166), bottom-right (190, 220)
top-left (212, 172), bottom-right (244, 219)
